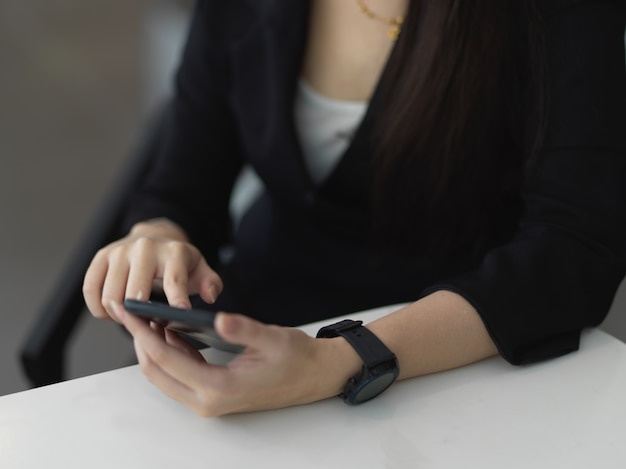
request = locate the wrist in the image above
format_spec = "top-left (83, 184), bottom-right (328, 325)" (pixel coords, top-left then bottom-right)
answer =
top-left (317, 320), bottom-right (399, 404)
top-left (312, 335), bottom-right (363, 400)
top-left (130, 218), bottom-right (188, 242)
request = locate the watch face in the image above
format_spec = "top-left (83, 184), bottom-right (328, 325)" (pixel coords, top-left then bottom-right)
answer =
top-left (353, 371), bottom-right (397, 404)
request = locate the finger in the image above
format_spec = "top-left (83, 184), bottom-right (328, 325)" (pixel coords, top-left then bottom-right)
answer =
top-left (125, 239), bottom-right (159, 303)
top-left (150, 321), bottom-right (166, 340)
top-left (133, 337), bottom-right (199, 407)
top-left (117, 302), bottom-right (220, 390)
top-left (83, 250), bottom-right (112, 320)
top-left (157, 241), bottom-right (222, 305)
top-left (164, 329), bottom-right (205, 362)
top-left (215, 313), bottom-right (280, 352)
top-left (161, 245), bottom-right (193, 308)
top-left (100, 251), bottom-right (131, 322)
top-left (189, 259), bottom-right (223, 305)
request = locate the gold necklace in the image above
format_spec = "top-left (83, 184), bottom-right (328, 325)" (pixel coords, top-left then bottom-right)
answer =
top-left (356, 0), bottom-right (404, 41)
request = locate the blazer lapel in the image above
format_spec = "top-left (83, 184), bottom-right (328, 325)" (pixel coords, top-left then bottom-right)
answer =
top-left (228, 0), bottom-right (394, 217)
top-left (229, 0), bottom-right (314, 201)
top-left (317, 37), bottom-right (402, 213)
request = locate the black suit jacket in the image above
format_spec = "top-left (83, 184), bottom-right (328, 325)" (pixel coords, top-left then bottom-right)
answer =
top-left (125, 0), bottom-right (626, 364)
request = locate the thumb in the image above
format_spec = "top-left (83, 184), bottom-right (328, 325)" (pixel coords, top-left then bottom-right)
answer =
top-left (215, 313), bottom-right (277, 350)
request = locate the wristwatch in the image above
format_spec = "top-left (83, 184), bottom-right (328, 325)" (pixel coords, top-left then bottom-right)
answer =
top-left (317, 319), bottom-right (399, 405)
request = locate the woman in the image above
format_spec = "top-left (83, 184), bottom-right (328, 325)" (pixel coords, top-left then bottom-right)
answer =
top-left (83, 0), bottom-right (626, 416)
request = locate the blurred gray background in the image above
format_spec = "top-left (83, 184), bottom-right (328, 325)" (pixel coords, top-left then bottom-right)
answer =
top-left (0, 0), bottom-right (191, 395)
top-left (0, 0), bottom-right (624, 397)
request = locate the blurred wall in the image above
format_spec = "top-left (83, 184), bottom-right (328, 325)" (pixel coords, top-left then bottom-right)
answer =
top-left (0, 0), bottom-right (166, 395)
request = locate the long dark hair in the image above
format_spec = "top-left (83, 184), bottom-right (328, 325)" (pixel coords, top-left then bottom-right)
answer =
top-left (372, 0), bottom-right (545, 261)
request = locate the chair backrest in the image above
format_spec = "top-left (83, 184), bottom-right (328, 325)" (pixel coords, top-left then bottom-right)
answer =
top-left (19, 106), bottom-right (167, 387)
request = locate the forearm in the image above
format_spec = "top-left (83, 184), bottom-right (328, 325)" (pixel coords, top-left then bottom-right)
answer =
top-left (371, 291), bottom-right (498, 379)
top-left (322, 290), bottom-right (499, 398)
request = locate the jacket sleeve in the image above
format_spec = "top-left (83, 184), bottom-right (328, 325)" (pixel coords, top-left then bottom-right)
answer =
top-left (425, 0), bottom-right (626, 364)
top-left (123, 0), bottom-right (244, 264)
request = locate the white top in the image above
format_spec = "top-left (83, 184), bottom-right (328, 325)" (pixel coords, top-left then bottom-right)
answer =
top-left (294, 79), bottom-right (368, 183)
top-left (2, 304), bottom-right (626, 469)
top-left (229, 80), bottom-right (368, 226)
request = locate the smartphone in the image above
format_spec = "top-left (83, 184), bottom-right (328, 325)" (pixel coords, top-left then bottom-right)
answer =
top-left (123, 299), bottom-right (245, 354)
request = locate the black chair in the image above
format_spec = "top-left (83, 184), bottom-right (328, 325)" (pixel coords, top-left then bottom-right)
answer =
top-left (19, 108), bottom-right (167, 388)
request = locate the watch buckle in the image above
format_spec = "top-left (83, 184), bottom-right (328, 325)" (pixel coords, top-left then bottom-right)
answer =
top-left (333, 319), bottom-right (363, 333)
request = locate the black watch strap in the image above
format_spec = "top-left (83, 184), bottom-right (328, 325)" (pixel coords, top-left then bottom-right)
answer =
top-left (317, 320), bottom-right (396, 368)
top-left (317, 319), bottom-right (399, 404)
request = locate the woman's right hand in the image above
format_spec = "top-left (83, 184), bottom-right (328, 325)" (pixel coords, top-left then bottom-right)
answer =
top-left (83, 218), bottom-right (223, 322)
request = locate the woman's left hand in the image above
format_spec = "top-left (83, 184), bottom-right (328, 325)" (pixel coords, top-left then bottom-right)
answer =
top-left (113, 302), bottom-right (359, 417)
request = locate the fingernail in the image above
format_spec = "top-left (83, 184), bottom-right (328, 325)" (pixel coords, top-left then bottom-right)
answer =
top-left (109, 300), bottom-right (124, 321)
top-left (106, 300), bottom-right (118, 321)
top-left (216, 313), bottom-right (240, 337)
top-left (208, 285), bottom-right (219, 304)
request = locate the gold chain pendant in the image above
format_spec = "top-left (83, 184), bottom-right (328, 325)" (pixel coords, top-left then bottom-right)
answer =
top-left (356, 0), bottom-right (404, 41)
top-left (387, 23), bottom-right (402, 41)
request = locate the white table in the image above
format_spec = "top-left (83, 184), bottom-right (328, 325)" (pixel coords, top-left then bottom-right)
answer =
top-left (2, 305), bottom-right (626, 468)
